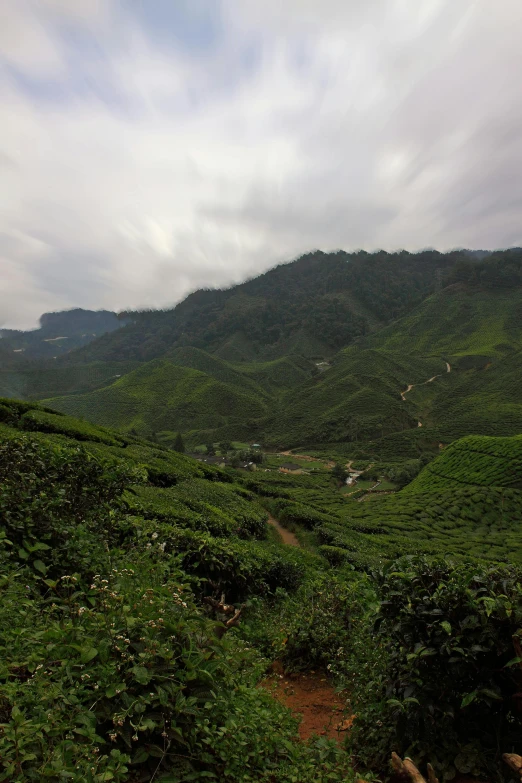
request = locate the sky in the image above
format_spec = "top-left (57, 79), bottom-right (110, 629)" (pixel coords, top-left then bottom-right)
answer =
top-left (1, 0), bottom-right (521, 328)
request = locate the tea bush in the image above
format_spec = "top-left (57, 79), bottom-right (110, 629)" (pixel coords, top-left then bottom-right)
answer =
top-left (345, 556), bottom-right (522, 779)
top-left (0, 437), bottom-right (143, 578)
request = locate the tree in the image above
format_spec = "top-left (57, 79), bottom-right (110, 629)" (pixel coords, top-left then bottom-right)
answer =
top-left (205, 443), bottom-right (216, 456)
top-left (218, 441), bottom-right (233, 455)
top-left (173, 432), bottom-right (185, 453)
top-left (331, 463), bottom-right (348, 484)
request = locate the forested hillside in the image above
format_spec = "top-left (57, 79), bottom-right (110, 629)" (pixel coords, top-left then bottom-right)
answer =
top-left (0, 308), bottom-right (128, 359)
top-left (2, 248), bottom-right (522, 454)
top-left (63, 249), bottom-right (465, 363)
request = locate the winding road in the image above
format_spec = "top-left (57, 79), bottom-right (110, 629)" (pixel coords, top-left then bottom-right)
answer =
top-left (401, 360), bottom-right (451, 426)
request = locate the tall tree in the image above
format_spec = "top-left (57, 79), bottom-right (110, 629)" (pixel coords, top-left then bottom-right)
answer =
top-left (173, 432), bottom-right (185, 453)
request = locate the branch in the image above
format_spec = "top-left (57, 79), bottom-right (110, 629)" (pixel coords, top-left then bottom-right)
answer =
top-left (391, 753), bottom-right (439, 783)
top-left (503, 754), bottom-right (522, 778)
top-left (225, 607), bottom-right (242, 629)
top-left (203, 596), bottom-right (236, 615)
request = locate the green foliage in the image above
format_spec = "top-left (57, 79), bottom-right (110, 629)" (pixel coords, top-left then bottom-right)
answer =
top-left (0, 437), bottom-right (141, 578)
top-left (346, 557), bottom-right (522, 779)
top-left (331, 464), bottom-right (348, 484)
top-left (0, 560), bottom-right (317, 782)
top-left (242, 571), bottom-right (377, 672)
top-left (173, 431), bottom-right (185, 453)
top-left (0, 399), bottom-right (361, 782)
top-left (21, 408), bottom-right (122, 445)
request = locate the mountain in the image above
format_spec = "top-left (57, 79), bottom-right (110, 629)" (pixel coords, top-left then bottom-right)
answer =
top-left (63, 249), bottom-right (464, 363)
top-left (3, 248), bottom-right (522, 452)
top-left (4, 250), bottom-right (522, 782)
top-left (0, 308), bottom-right (129, 360)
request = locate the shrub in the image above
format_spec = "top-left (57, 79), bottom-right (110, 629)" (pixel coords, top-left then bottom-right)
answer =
top-left (347, 556), bottom-right (522, 779)
top-left (0, 437), bottom-right (143, 578)
top-left (0, 559), bottom-right (327, 782)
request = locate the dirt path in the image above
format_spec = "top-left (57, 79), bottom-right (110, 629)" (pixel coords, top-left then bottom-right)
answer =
top-left (267, 515), bottom-right (301, 547)
top-left (260, 663), bottom-right (351, 741)
top-left (279, 451), bottom-right (335, 468)
top-left (345, 459), bottom-right (362, 474)
top-left (400, 383), bottom-right (414, 401)
top-left (401, 359), bottom-right (452, 402)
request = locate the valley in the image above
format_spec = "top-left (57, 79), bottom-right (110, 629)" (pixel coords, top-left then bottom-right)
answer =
top-left (2, 247), bottom-right (522, 782)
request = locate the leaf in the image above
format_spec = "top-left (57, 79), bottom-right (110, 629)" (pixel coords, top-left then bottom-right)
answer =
top-left (461, 690), bottom-right (477, 708)
top-left (132, 748), bottom-right (149, 764)
top-left (105, 683), bottom-right (127, 698)
top-left (505, 656), bottom-right (522, 668)
top-left (441, 620), bottom-right (451, 634)
top-left (33, 559), bottom-right (47, 575)
top-left (18, 548), bottom-right (28, 560)
top-left (479, 687), bottom-right (502, 701)
top-left (132, 665), bottom-right (151, 685)
top-left (80, 647), bottom-right (99, 664)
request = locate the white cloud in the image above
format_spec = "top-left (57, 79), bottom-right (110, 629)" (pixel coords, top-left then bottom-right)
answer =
top-left (0, 0), bottom-right (521, 328)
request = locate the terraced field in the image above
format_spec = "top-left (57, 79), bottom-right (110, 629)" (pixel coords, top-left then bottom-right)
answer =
top-left (312, 434), bottom-right (522, 567)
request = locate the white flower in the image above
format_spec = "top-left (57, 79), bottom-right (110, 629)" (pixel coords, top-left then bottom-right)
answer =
top-left (151, 532), bottom-right (158, 539)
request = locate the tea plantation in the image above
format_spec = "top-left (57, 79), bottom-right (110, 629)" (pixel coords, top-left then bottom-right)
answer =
top-left (2, 398), bottom-right (522, 781)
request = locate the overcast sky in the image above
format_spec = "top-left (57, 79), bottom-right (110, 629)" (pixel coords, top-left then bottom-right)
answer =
top-left (1, 0), bottom-right (521, 328)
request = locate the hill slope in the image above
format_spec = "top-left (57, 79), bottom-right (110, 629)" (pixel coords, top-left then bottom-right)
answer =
top-left (4, 248), bottom-right (522, 452)
top-left (44, 358), bottom-right (270, 437)
top-left (0, 308), bottom-right (129, 359)
top-left (315, 434), bottom-right (522, 567)
top-left (65, 249), bottom-right (464, 364)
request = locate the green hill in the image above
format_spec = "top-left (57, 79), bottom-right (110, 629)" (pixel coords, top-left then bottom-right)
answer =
top-left (367, 284), bottom-right (522, 358)
top-left (426, 349), bottom-right (522, 438)
top-left (3, 249), bottom-right (522, 453)
top-left (313, 434), bottom-right (522, 567)
top-left (0, 361), bottom-right (139, 400)
top-left (44, 358), bottom-right (268, 437)
top-left (261, 348), bottom-right (445, 447)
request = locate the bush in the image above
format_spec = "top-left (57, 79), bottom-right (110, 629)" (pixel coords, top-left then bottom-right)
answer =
top-left (0, 558), bottom-right (329, 782)
top-left (0, 437), bottom-right (143, 578)
top-left (347, 556), bottom-right (522, 779)
top-left (243, 572), bottom-right (377, 673)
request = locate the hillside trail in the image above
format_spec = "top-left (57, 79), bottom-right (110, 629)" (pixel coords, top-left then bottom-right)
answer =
top-left (345, 459), bottom-right (363, 474)
top-left (279, 450), bottom-right (335, 468)
top-left (401, 360), bottom-right (452, 424)
top-left (267, 515), bottom-right (301, 547)
top-left (260, 661), bottom-right (352, 741)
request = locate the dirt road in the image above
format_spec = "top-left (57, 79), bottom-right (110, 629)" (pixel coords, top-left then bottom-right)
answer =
top-left (267, 515), bottom-right (300, 547)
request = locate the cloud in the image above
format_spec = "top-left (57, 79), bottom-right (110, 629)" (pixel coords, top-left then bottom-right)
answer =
top-left (0, 0), bottom-right (521, 327)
